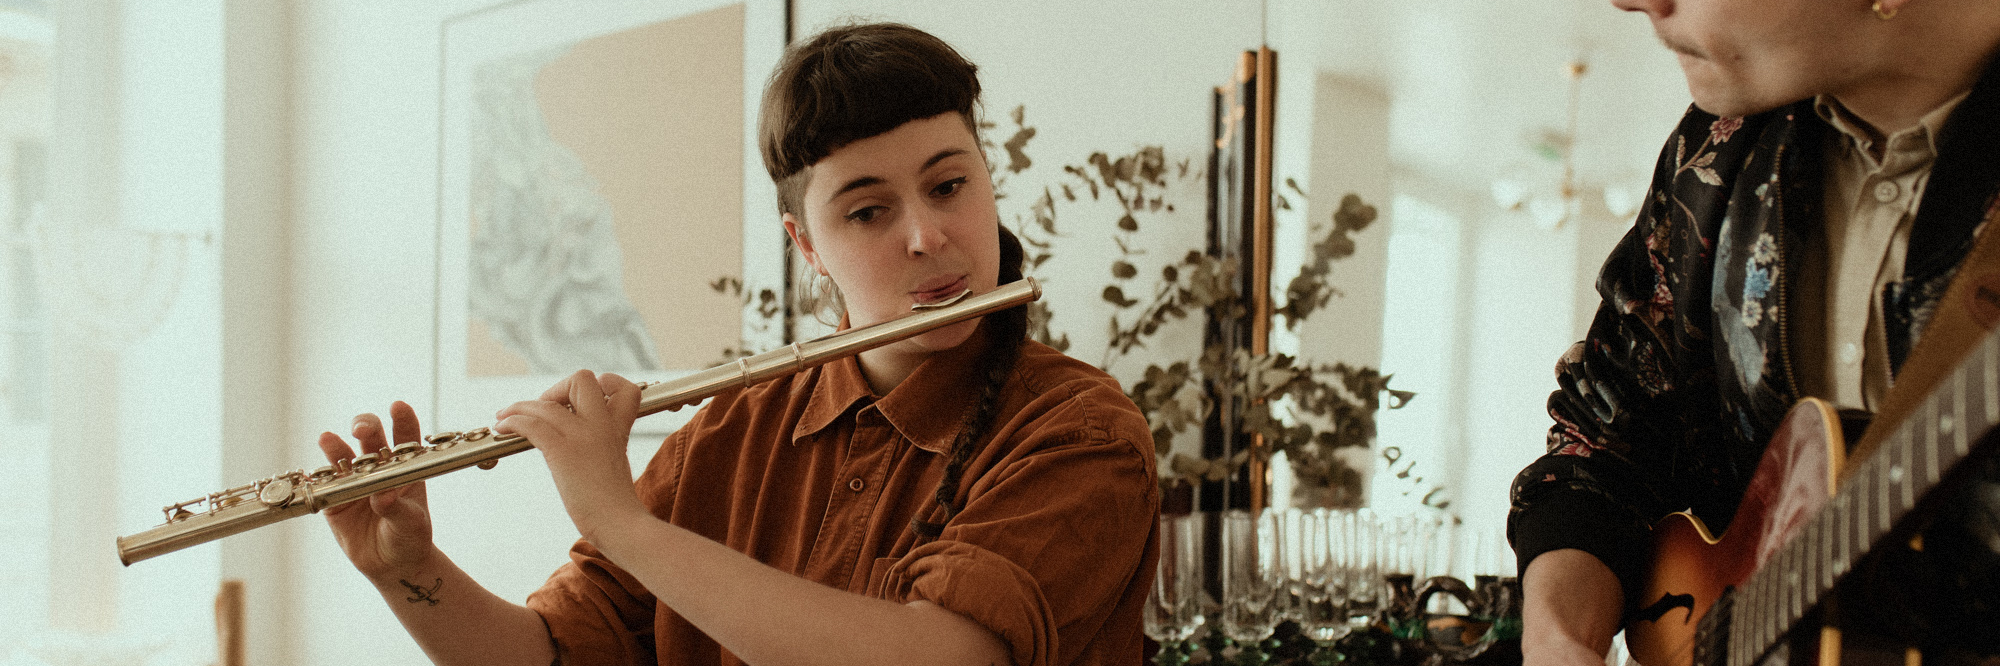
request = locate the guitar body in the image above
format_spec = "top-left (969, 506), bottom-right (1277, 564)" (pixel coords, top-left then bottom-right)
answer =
top-left (1627, 398), bottom-right (1845, 666)
top-left (1616, 298), bottom-right (2000, 666)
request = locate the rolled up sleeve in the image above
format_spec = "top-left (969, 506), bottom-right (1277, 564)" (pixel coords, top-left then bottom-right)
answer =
top-left (525, 426), bottom-right (692, 664)
top-left (880, 418), bottom-right (1160, 666)
top-left (526, 539), bottom-right (661, 665)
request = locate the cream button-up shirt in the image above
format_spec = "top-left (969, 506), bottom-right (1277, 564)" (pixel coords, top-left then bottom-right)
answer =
top-left (1794, 92), bottom-right (1969, 412)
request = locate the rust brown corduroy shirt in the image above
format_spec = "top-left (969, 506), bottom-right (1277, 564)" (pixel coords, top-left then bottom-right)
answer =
top-left (525, 323), bottom-right (1161, 666)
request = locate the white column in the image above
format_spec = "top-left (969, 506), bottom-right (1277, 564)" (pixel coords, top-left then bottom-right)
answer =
top-left (44, 0), bottom-right (124, 636)
top-left (218, 2), bottom-right (298, 664)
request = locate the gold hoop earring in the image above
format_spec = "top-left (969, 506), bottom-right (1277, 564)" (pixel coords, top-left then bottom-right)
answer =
top-left (1872, 1), bottom-right (1898, 19)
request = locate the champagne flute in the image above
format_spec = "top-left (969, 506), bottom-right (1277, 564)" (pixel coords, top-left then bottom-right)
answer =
top-left (1277, 508), bottom-right (1313, 625)
top-left (1297, 508), bottom-right (1352, 646)
top-left (1144, 513), bottom-right (1205, 665)
top-left (1341, 508), bottom-right (1382, 625)
top-left (1219, 509), bottom-right (1284, 663)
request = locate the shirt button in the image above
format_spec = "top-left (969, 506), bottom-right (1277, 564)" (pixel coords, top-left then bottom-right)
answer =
top-left (849, 478), bottom-right (865, 492)
top-left (1839, 342), bottom-right (1861, 366)
top-left (1872, 181), bottom-right (1900, 203)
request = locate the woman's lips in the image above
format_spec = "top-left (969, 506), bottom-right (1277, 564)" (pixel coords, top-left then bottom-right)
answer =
top-left (911, 276), bottom-right (970, 304)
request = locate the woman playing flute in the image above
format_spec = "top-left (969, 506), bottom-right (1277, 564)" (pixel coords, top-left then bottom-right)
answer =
top-left (316, 21), bottom-right (1160, 666)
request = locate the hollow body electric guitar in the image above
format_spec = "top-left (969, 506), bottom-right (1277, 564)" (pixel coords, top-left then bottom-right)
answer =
top-left (1624, 326), bottom-right (2000, 666)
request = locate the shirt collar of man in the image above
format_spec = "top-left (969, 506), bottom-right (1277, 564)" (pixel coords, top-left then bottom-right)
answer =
top-left (1812, 90), bottom-right (1969, 172)
top-left (791, 318), bottom-right (997, 453)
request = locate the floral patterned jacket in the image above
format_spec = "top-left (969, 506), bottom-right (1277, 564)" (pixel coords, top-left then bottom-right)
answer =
top-left (1508, 57), bottom-right (2000, 613)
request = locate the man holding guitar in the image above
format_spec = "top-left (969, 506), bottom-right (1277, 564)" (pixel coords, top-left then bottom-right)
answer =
top-left (1510, 0), bottom-right (2000, 665)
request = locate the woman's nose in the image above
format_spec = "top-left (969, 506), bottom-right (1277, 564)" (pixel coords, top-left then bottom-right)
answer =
top-left (905, 209), bottom-right (947, 256)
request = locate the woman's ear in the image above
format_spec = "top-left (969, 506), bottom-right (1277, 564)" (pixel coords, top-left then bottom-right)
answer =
top-left (783, 212), bottom-right (828, 276)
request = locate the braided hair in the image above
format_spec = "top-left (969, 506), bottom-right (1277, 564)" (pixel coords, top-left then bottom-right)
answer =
top-left (910, 225), bottom-right (1030, 538)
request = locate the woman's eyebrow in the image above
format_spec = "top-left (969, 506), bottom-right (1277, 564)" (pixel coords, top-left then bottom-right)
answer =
top-left (827, 176), bottom-right (884, 203)
top-left (824, 149), bottom-right (971, 203)
top-left (921, 148), bottom-right (968, 171)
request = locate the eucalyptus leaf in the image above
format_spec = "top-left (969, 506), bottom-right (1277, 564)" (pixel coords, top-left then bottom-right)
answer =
top-left (1138, 146), bottom-right (1166, 185)
top-left (1090, 152), bottom-right (1117, 187)
top-left (1101, 285), bottom-right (1138, 308)
top-left (1003, 126), bottom-right (1036, 174)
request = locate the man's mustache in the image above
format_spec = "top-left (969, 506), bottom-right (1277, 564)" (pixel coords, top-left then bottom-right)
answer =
top-left (1657, 31), bottom-right (1706, 59)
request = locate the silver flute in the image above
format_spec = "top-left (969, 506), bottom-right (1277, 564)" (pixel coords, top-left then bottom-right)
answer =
top-left (118, 278), bottom-right (1040, 565)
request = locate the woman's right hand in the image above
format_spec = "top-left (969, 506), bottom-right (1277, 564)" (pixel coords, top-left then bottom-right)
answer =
top-left (316, 400), bottom-right (437, 580)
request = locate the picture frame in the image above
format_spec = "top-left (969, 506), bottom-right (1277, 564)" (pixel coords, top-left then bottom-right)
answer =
top-left (435, 0), bottom-right (787, 435)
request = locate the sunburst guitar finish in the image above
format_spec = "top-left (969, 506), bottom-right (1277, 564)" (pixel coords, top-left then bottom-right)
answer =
top-left (1626, 399), bottom-right (1841, 666)
top-left (1624, 325), bottom-right (2000, 666)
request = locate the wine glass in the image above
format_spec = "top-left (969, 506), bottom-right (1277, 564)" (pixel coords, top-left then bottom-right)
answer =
top-left (1144, 513), bottom-right (1205, 665)
top-left (1219, 509), bottom-right (1285, 662)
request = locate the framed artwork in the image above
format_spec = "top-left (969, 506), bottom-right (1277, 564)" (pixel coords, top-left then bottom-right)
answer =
top-left (435, 0), bottom-right (787, 434)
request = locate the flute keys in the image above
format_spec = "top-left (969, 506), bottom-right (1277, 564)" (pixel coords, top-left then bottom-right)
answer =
top-left (210, 483), bottom-right (256, 509)
top-left (388, 442), bottom-right (423, 462)
top-left (258, 477), bottom-right (297, 507)
top-left (163, 501), bottom-right (199, 523)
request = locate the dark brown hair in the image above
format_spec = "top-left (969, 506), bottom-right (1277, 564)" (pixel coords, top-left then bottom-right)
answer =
top-left (758, 22), bottom-right (982, 220)
top-left (757, 22), bottom-right (1027, 539)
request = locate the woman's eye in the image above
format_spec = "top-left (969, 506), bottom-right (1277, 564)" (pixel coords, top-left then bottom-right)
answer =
top-left (845, 206), bottom-right (883, 223)
top-left (931, 177), bottom-right (966, 198)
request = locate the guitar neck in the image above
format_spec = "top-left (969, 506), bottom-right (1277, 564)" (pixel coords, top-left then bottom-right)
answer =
top-left (1727, 328), bottom-right (2000, 666)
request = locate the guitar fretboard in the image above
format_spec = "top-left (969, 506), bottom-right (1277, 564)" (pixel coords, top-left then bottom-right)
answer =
top-left (1727, 329), bottom-right (2000, 666)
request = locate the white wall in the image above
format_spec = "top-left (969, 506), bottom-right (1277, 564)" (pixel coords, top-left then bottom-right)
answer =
top-left (23, 1), bottom-right (234, 665)
top-left (109, 0), bottom-right (232, 651)
top-left (289, 3), bottom-right (484, 665)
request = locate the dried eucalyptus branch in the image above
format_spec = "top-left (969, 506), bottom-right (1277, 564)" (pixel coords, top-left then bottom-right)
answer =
top-left (993, 107), bottom-right (1416, 507)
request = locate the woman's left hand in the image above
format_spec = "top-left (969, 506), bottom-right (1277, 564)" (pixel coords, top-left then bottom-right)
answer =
top-left (495, 369), bottom-right (646, 539)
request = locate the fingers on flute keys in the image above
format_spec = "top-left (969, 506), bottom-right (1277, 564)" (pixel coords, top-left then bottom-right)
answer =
top-left (316, 401), bottom-right (423, 506)
top-left (516, 370), bottom-right (627, 419)
top-left (597, 373), bottom-right (640, 424)
top-left (337, 400), bottom-right (422, 456)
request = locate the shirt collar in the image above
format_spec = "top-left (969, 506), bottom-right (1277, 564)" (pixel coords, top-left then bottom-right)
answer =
top-left (792, 349), bottom-right (872, 445)
top-left (791, 318), bottom-right (997, 454)
top-left (1813, 91), bottom-right (1969, 171)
